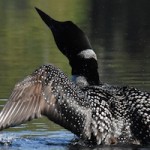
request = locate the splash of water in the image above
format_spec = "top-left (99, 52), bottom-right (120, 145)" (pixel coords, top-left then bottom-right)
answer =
top-left (0, 132), bottom-right (17, 146)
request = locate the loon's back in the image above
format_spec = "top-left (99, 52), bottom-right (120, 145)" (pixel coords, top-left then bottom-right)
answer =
top-left (123, 87), bottom-right (150, 144)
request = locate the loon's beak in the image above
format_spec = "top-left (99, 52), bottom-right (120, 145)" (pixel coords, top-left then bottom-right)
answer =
top-left (35, 7), bottom-right (60, 30)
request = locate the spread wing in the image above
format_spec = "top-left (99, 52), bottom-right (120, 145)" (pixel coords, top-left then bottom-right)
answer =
top-left (0, 75), bottom-right (47, 130)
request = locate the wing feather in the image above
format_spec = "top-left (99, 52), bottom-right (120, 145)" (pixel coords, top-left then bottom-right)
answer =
top-left (0, 75), bottom-right (46, 130)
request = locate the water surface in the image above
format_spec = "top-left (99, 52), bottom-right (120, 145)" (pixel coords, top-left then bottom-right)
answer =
top-left (0, 0), bottom-right (150, 149)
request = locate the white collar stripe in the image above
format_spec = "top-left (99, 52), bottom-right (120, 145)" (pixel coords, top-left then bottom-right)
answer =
top-left (78, 49), bottom-right (97, 60)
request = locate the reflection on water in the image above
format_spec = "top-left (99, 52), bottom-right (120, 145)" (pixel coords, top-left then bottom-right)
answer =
top-left (0, 0), bottom-right (150, 149)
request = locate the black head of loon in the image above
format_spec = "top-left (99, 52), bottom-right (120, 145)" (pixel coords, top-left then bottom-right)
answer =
top-left (35, 8), bottom-right (100, 86)
top-left (0, 64), bottom-right (118, 145)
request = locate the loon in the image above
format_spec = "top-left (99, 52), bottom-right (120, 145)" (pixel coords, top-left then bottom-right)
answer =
top-left (0, 64), bottom-right (121, 145)
top-left (35, 8), bottom-right (150, 145)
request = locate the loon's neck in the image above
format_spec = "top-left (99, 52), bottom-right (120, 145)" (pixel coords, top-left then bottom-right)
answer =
top-left (69, 49), bottom-right (100, 86)
top-left (35, 8), bottom-right (100, 85)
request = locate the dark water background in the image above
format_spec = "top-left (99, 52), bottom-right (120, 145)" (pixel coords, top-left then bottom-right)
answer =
top-left (0, 0), bottom-right (150, 149)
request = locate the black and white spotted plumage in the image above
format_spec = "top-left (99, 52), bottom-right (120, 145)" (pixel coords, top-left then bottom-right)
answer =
top-left (0, 64), bottom-right (121, 145)
top-left (122, 87), bottom-right (150, 144)
top-left (97, 85), bottom-right (150, 144)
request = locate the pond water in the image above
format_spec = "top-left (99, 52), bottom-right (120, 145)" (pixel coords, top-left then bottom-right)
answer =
top-left (0, 0), bottom-right (150, 149)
